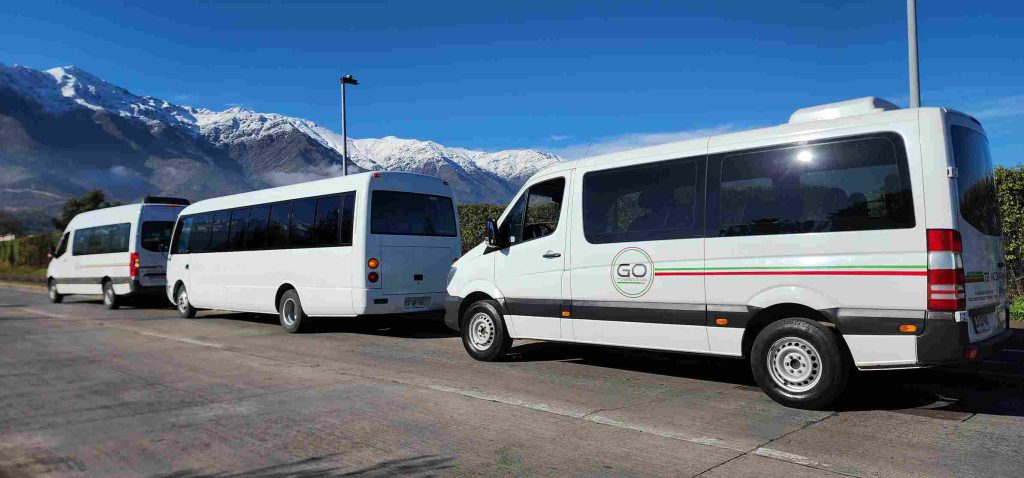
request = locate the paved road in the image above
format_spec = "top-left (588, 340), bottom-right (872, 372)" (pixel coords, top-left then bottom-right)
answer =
top-left (1, 285), bottom-right (1022, 478)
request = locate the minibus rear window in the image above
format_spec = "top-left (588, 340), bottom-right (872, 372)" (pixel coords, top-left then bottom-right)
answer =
top-left (371, 191), bottom-right (457, 237)
top-left (951, 126), bottom-right (1001, 236)
top-left (141, 221), bottom-right (174, 252)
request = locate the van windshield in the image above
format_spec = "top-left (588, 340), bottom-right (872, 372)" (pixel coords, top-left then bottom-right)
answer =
top-left (371, 191), bottom-right (457, 237)
top-left (141, 221), bottom-right (174, 252)
top-left (951, 125), bottom-right (1001, 236)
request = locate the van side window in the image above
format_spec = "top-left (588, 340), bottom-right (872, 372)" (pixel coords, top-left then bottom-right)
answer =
top-left (190, 213), bottom-right (213, 254)
top-left (54, 232), bottom-right (70, 257)
top-left (583, 157), bottom-right (704, 244)
top-left (71, 223), bottom-right (131, 255)
top-left (313, 195), bottom-right (341, 246)
top-left (228, 209), bottom-right (248, 250)
top-left (172, 216), bottom-right (193, 254)
top-left (709, 134), bottom-right (914, 237)
top-left (500, 178), bottom-right (566, 246)
top-left (246, 205), bottom-right (270, 250)
top-left (208, 210), bottom-right (231, 252)
top-left (267, 203), bottom-right (291, 249)
top-left (289, 198), bottom-right (317, 247)
top-left (339, 192), bottom-right (356, 246)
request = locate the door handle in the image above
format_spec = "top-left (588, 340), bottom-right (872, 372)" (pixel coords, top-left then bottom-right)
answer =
top-left (997, 262), bottom-right (1005, 269)
top-left (542, 251), bottom-right (562, 259)
top-left (185, 264), bottom-right (190, 270)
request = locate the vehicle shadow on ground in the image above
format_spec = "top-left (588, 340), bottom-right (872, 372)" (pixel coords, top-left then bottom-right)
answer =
top-left (200, 311), bottom-right (459, 339)
top-left (510, 339), bottom-right (1024, 417)
top-left (155, 453), bottom-right (453, 478)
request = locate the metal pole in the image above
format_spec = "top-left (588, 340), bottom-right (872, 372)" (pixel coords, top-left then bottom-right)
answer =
top-left (908, 0), bottom-right (920, 108)
top-left (341, 79), bottom-right (348, 175)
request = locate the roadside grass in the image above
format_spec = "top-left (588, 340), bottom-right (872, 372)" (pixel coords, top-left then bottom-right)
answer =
top-left (1012, 298), bottom-right (1024, 321)
top-left (0, 265), bottom-right (47, 278)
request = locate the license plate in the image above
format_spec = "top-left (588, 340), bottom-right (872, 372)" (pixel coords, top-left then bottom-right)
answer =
top-left (404, 296), bottom-right (430, 310)
top-left (972, 313), bottom-right (991, 333)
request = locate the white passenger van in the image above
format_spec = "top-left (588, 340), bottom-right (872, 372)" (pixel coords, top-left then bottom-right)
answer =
top-left (446, 97), bottom-right (1010, 409)
top-left (166, 172), bottom-right (460, 333)
top-left (46, 197), bottom-right (190, 308)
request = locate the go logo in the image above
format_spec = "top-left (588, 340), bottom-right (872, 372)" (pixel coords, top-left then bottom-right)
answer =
top-left (610, 247), bottom-right (655, 298)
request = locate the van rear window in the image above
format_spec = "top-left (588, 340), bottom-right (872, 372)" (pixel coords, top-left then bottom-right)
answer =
top-left (141, 221), bottom-right (174, 252)
top-left (371, 191), bottom-right (457, 237)
top-left (951, 125), bottom-right (1001, 236)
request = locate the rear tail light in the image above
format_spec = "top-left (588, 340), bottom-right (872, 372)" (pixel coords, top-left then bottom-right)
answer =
top-left (367, 258), bottom-right (379, 269)
top-left (367, 271), bottom-right (379, 283)
top-left (129, 252), bottom-right (140, 278)
top-left (927, 229), bottom-right (965, 311)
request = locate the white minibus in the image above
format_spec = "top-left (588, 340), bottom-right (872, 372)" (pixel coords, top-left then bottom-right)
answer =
top-left (47, 197), bottom-right (190, 308)
top-left (166, 172), bottom-right (460, 333)
top-left (446, 97), bottom-right (1010, 409)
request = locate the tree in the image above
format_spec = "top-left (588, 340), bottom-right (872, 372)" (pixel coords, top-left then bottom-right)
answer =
top-left (457, 203), bottom-right (506, 253)
top-left (0, 210), bottom-right (22, 236)
top-left (996, 165), bottom-right (1024, 298)
top-left (51, 190), bottom-right (120, 231)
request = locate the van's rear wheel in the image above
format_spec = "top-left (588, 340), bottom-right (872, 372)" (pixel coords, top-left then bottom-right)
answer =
top-left (278, 289), bottom-right (312, 333)
top-left (461, 299), bottom-right (511, 361)
top-left (102, 281), bottom-right (119, 310)
top-left (48, 279), bottom-right (63, 303)
top-left (750, 318), bottom-right (849, 410)
top-left (176, 285), bottom-right (196, 318)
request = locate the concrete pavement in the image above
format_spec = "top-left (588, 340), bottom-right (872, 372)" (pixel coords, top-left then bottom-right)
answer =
top-left (0, 286), bottom-right (1022, 477)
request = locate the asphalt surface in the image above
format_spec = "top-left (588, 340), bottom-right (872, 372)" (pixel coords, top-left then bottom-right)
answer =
top-left (1, 284), bottom-right (1023, 478)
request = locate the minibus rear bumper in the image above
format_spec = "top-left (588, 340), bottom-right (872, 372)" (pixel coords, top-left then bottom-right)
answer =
top-left (916, 310), bottom-right (1012, 365)
top-left (354, 290), bottom-right (448, 316)
top-left (128, 279), bottom-right (165, 297)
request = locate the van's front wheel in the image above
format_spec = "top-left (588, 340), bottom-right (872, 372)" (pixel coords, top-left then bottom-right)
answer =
top-left (175, 286), bottom-right (196, 318)
top-left (461, 299), bottom-right (511, 361)
top-left (750, 318), bottom-right (849, 410)
top-left (48, 279), bottom-right (63, 303)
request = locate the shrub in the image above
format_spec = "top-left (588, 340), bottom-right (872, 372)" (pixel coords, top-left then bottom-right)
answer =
top-left (457, 203), bottom-right (505, 254)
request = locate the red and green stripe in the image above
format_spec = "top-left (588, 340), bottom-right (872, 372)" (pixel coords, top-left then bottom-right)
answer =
top-left (654, 265), bottom-right (927, 277)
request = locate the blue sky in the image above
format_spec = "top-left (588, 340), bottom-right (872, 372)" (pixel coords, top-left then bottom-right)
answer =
top-left (2, 0), bottom-right (1021, 163)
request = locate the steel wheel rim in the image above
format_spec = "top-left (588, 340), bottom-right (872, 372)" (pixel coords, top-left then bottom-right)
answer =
top-left (282, 298), bottom-right (297, 326)
top-left (104, 287), bottom-right (114, 305)
top-left (766, 337), bottom-right (822, 393)
top-left (177, 290), bottom-right (189, 313)
top-left (49, 283), bottom-right (57, 299)
top-left (467, 312), bottom-right (495, 351)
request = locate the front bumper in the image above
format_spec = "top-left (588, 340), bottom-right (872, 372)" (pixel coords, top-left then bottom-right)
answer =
top-left (443, 295), bottom-right (462, 331)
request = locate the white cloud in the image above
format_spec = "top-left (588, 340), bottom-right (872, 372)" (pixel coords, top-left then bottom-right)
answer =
top-left (972, 95), bottom-right (1024, 120)
top-left (547, 124), bottom-right (738, 160)
top-left (547, 134), bottom-right (573, 142)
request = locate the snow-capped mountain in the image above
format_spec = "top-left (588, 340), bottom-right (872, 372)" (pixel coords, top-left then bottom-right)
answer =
top-left (0, 63), bottom-right (561, 218)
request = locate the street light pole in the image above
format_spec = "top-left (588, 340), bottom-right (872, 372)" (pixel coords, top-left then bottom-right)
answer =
top-left (907, 0), bottom-right (920, 108)
top-left (340, 74), bottom-right (359, 175)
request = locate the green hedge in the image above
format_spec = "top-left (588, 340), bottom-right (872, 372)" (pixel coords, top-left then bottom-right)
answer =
top-left (0, 232), bottom-right (60, 269)
top-left (457, 203), bottom-right (505, 254)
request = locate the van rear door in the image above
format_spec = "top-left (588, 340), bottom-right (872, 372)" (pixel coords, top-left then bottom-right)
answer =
top-left (949, 119), bottom-right (1009, 342)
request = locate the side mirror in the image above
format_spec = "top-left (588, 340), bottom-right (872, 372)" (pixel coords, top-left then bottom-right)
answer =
top-left (485, 218), bottom-right (498, 248)
top-left (47, 246), bottom-right (55, 259)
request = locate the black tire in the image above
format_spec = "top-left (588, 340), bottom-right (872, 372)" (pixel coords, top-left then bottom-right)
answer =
top-left (278, 289), bottom-right (312, 333)
top-left (175, 285), bottom-right (196, 318)
top-left (750, 318), bottom-right (849, 410)
top-left (460, 299), bottom-right (512, 361)
top-left (102, 281), bottom-right (120, 310)
top-left (47, 279), bottom-right (64, 303)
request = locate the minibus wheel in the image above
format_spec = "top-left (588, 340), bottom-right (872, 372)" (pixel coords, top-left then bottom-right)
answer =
top-left (750, 318), bottom-right (849, 410)
top-left (278, 289), bottom-right (312, 333)
top-left (461, 299), bottom-right (511, 361)
top-left (102, 281), bottom-right (119, 310)
top-left (48, 279), bottom-right (63, 304)
top-left (175, 286), bottom-right (196, 318)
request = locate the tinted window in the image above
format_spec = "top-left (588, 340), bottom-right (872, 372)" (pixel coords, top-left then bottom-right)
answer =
top-left (951, 126), bottom-right (1001, 236)
top-left (523, 178), bottom-right (565, 241)
top-left (584, 158), bottom-right (703, 244)
top-left (141, 221), bottom-right (174, 252)
top-left (71, 223), bottom-right (131, 255)
top-left (208, 211), bottom-right (231, 252)
top-left (340, 192), bottom-right (355, 246)
top-left (370, 191), bottom-right (457, 237)
top-left (312, 195), bottom-right (341, 246)
top-left (228, 209), bottom-right (247, 251)
top-left (267, 203), bottom-right (291, 248)
top-left (245, 205), bottom-right (270, 250)
top-left (189, 213), bottom-right (213, 253)
top-left (500, 193), bottom-right (527, 245)
top-left (711, 134), bottom-right (914, 237)
top-left (289, 198), bottom-right (317, 247)
top-left (54, 232), bottom-right (69, 257)
top-left (172, 216), bottom-right (193, 254)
